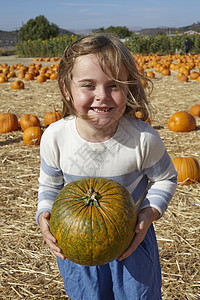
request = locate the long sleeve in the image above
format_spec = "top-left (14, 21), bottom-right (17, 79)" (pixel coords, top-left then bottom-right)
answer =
top-left (36, 126), bottom-right (64, 225)
top-left (139, 129), bottom-right (177, 217)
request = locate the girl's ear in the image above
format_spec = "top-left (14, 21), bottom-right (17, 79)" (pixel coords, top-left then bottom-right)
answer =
top-left (62, 84), bottom-right (71, 101)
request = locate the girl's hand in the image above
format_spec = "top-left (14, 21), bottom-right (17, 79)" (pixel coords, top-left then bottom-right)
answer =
top-left (39, 211), bottom-right (65, 260)
top-left (118, 207), bottom-right (160, 261)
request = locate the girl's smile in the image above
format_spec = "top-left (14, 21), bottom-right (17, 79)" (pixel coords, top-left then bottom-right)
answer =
top-left (65, 54), bottom-right (128, 142)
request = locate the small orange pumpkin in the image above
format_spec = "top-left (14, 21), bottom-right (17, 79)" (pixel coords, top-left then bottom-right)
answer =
top-left (0, 75), bottom-right (8, 83)
top-left (37, 74), bottom-right (47, 83)
top-left (178, 74), bottom-right (188, 82)
top-left (161, 69), bottom-right (170, 76)
top-left (146, 71), bottom-right (155, 79)
top-left (44, 108), bottom-right (62, 126)
top-left (190, 72), bottom-right (200, 80)
top-left (7, 71), bottom-right (16, 78)
top-left (20, 114), bottom-right (41, 131)
top-left (135, 111), bottom-right (151, 125)
top-left (23, 126), bottom-right (43, 145)
top-left (172, 157), bottom-right (200, 184)
top-left (18, 71), bottom-right (26, 79)
top-left (0, 112), bottom-right (18, 133)
top-left (50, 72), bottom-right (58, 80)
top-left (168, 111), bottom-right (196, 132)
top-left (24, 72), bottom-right (34, 81)
top-left (11, 80), bottom-right (24, 89)
top-left (189, 104), bottom-right (200, 117)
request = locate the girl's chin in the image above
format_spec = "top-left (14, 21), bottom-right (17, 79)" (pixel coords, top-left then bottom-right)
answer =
top-left (90, 118), bottom-right (119, 131)
top-left (77, 110), bottom-right (123, 128)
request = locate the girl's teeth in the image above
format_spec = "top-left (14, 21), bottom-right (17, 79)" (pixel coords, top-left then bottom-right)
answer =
top-left (93, 108), bottom-right (110, 112)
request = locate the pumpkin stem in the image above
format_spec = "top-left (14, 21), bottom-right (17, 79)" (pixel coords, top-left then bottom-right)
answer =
top-left (83, 188), bottom-right (102, 207)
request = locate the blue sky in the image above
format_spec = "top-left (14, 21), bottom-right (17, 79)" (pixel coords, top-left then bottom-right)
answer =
top-left (1, 0), bottom-right (199, 32)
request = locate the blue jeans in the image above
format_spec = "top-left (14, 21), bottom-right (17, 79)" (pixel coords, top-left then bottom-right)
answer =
top-left (57, 224), bottom-right (162, 300)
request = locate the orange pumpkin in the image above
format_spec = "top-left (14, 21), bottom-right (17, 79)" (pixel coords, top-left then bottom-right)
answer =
top-left (190, 72), bottom-right (200, 80)
top-left (37, 74), bottom-right (47, 83)
top-left (189, 104), bottom-right (200, 117)
top-left (178, 74), bottom-right (188, 82)
top-left (18, 71), bottom-right (26, 79)
top-left (7, 71), bottom-right (16, 78)
top-left (50, 72), bottom-right (58, 80)
top-left (23, 126), bottom-right (43, 145)
top-left (168, 111), bottom-right (196, 132)
top-left (161, 69), bottom-right (170, 76)
top-left (146, 71), bottom-right (155, 79)
top-left (0, 75), bottom-right (8, 83)
top-left (44, 108), bottom-right (62, 126)
top-left (24, 72), bottom-right (34, 81)
top-left (20, 114), bottom-right (41, 131)
top-left (135, 111), bottom-right (151, 125)
top-left (172, 157), bottom-right (200, 184)
top-left (0, 112), bottom-right (18, 133)
top-left (11, 80), bottom-right (24, 89)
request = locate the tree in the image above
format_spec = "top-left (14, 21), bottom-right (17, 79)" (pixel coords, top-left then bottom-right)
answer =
top-left (19, 15), bottom-right (59, 41)
top-left (93, 26), bottom-right (131, 38)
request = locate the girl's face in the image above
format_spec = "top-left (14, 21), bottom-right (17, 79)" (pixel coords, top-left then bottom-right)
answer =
top-left (65, 54), bottom-right (128, 142)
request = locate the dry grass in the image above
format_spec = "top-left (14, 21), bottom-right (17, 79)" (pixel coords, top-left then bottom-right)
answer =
top-left (0, 56), bottom-right (200, 299)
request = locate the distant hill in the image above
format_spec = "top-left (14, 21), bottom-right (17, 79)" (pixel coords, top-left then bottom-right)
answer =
top-left (0, 28), bottom-right (75, 49)
top-left (0, 23), bottom-right (200, 48)
top-left (58, 28), bottom-right (75, 36)
top-left (136, 22), bottom-right (200, 36)
top-left (0, 30), bottom-right (18, 48)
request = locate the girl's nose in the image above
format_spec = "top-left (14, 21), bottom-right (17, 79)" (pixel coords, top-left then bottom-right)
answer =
top-left (95, 86), bottom-right (108, 101)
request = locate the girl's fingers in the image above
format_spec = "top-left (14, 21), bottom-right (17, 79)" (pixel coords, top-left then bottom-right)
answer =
top-left (118, 229), bottom-right (146, 261)
top-left (39, 212), bottom-right (65, 259)
top-left (48, 240), bottom-right (65, 260)
top-left (43, 230), bottom-right (57, 243)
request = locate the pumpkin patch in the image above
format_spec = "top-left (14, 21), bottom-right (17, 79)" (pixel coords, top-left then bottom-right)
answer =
top-left (0, 54), bottom-right (200, 300)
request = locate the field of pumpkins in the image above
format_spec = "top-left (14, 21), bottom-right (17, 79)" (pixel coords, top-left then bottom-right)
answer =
top-left (0, 53), bottom-right (200, 299)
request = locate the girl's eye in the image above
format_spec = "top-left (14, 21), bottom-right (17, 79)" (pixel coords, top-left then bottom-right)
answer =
top-left (108, 83), bottom-right (118, 89)
top-left (83, 83), bottom-right (94, 89)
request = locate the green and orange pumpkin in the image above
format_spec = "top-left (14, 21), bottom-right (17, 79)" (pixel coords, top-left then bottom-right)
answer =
top-left (50, 177), bottom-right (137, 266)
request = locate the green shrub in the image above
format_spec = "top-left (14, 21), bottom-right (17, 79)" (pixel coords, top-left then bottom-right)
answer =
top-left (127, 33), bottom-right (200, 55)
top-left (0, 48), bottom-right (16, 56)
top-left (16, 34), bottom-right (79, 58)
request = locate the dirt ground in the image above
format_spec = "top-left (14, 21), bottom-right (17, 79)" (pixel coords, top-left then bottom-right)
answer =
top-left (0, 55), bottom-right (200, 299)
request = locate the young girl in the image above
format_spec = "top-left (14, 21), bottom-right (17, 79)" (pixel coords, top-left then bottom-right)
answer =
top-left (36, 33), bottom-right (177, 299)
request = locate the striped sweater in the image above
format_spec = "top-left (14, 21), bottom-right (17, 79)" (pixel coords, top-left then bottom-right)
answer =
top-left (36, 115), bottom-right (177, 225)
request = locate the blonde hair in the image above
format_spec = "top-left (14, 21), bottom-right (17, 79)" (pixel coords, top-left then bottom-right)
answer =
top-left (58, 33), bottom-right (152, 120)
